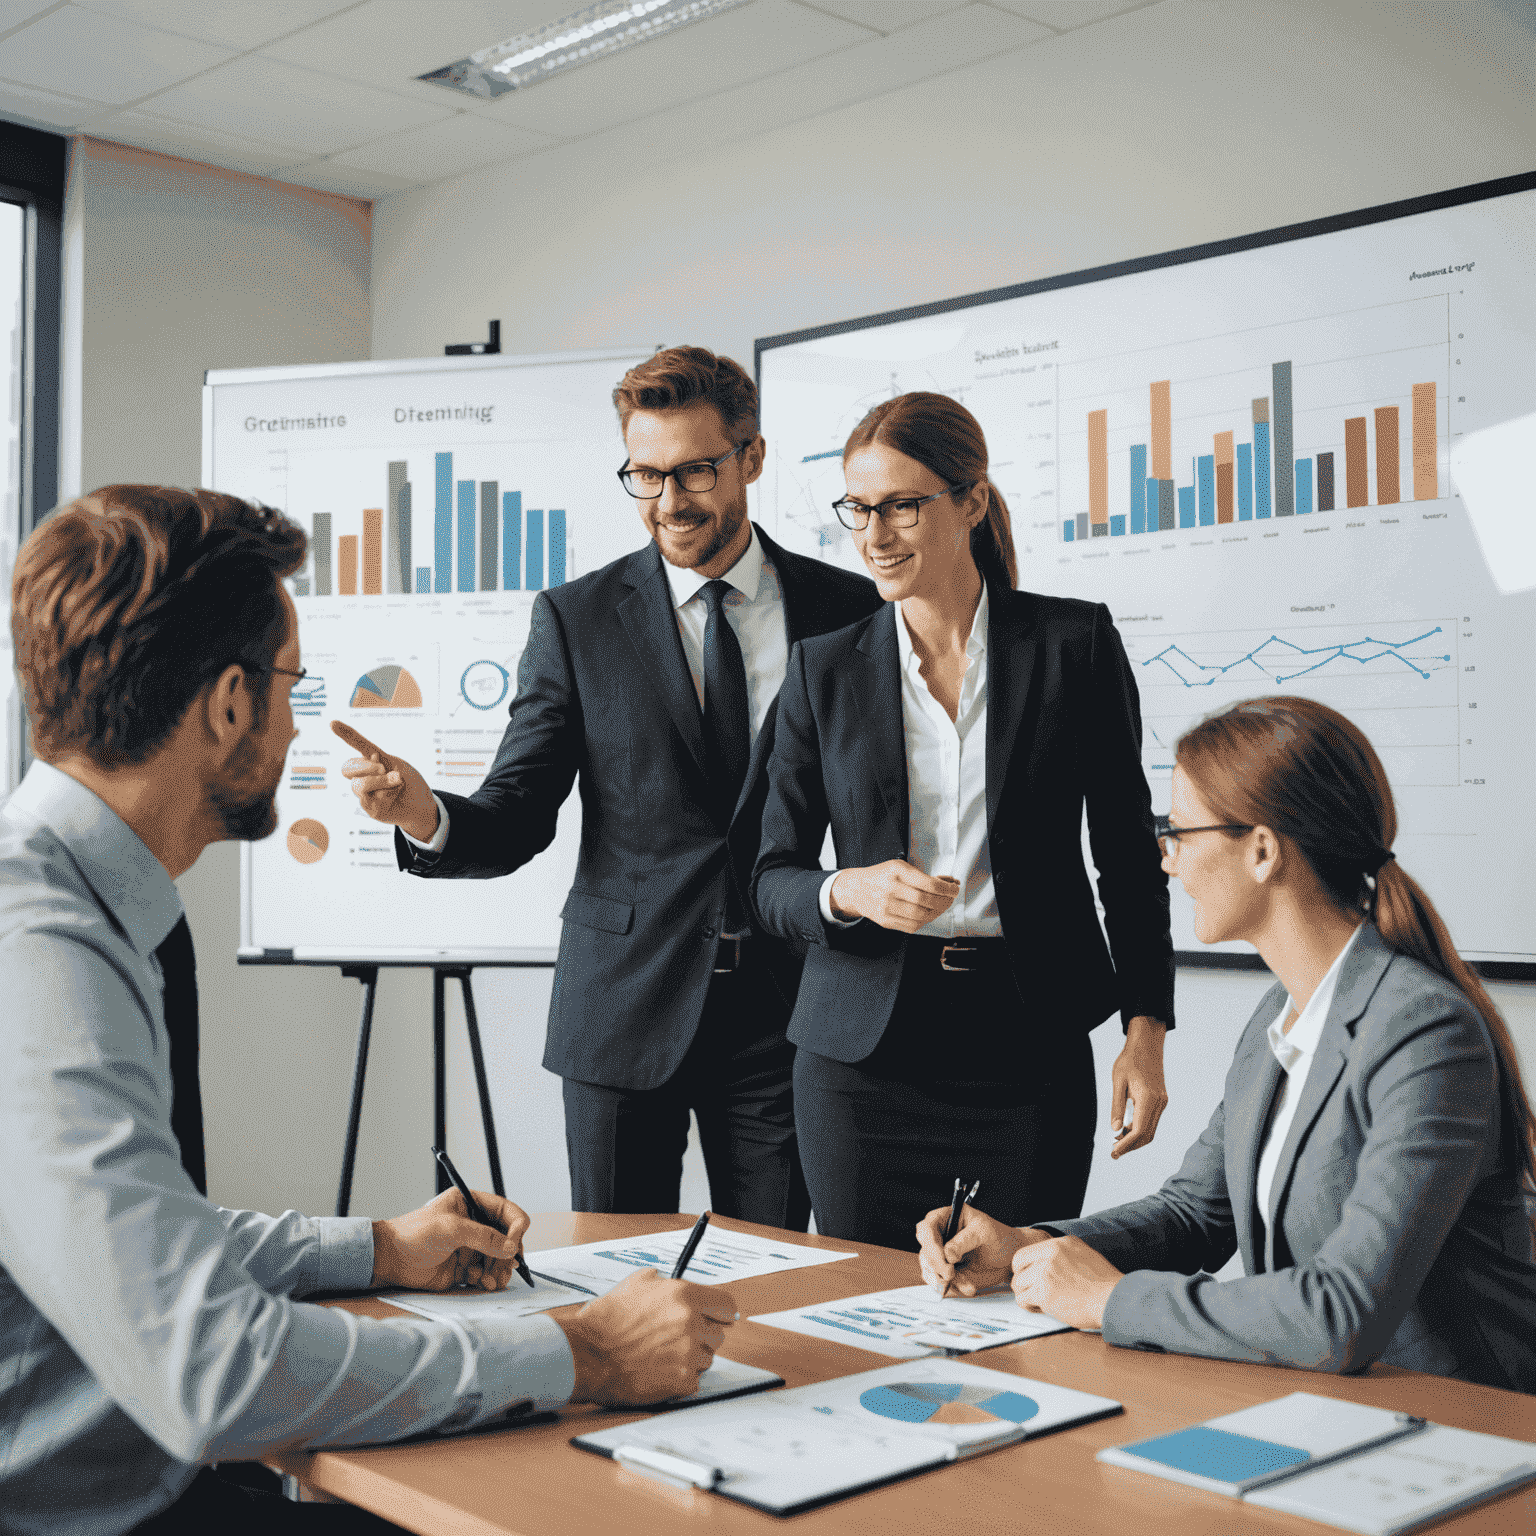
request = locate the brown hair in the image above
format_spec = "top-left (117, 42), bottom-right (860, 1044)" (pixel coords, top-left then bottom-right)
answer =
top-left (842, 392), bottom-right (1017, 588)
top-left (1177, 695), bottom-right (1536, 1187)
top-left (613, 346), bottom-right (759, 441)
top-left (12, 485), bottom-right (306, 766)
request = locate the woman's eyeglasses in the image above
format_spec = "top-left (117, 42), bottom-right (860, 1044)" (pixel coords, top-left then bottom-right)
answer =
top-left (1154, 814), bottom-right (1253, 856)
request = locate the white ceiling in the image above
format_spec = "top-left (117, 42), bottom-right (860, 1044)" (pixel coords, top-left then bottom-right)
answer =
top-left (0, 0), bottom-right (1157, 201)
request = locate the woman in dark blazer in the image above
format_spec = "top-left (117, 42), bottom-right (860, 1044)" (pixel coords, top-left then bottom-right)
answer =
top-left (751, 393), bottom-right (1176, 1248)
top-left (919, 697), bottom-right (1536, 1391)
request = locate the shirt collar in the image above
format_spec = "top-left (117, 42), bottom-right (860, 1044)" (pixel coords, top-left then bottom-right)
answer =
top-left (894, 583), bottom-right (990, 674)
top-left (5, 760), bottom-right (184, 957)
top-left (663, 521), bottom-right (765, 611)
top-left (1268, 922), bottom-right (1366, 1073)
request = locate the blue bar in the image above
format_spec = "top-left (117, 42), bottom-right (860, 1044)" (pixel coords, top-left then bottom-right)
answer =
top-left (1063, 519), bottom-right (1075, 542)
top-left (1295, 458), bottom-right (1314, 515)
top-left (1255, 422), bottom-right (1272, 518)
top-left (1236, 443), bottom-right (1254, 521)
top-left (502, 491), bottom-right (521, 590)
top-left (1197, 455), bottom-right (1215, 526)
top-left (526, 509), bottom-right (544, 591)
top-left (548, 510), bottom-right (566, 586)
top-left (1108, 515), bottom-right (1124, 536)
top-left (415, 566), bottom-right (430, 593)
top-left (1128, 444), bottom-right (1147, 535)
top-left (434, 453), bottom-right (452, 592)
top-left (1178, 484), bottom-right (1196, 528)
top-left (457, 480), bottom-right (476, 592)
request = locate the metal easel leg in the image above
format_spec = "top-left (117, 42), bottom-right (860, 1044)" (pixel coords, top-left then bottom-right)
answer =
top-left (335, 965), bottom-right (380, 1218)
top-left (433, 968), bottom-right (449, 1194)
top-left (458, 970), bottom-right (506, 1198)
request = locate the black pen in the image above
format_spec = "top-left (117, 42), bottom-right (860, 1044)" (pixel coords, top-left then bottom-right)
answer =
top-left (940, 1178), bottom-right (979, 1299)
top-left (671, 1212), bottom-right (711, 1280)
top-left (431, 1145), bottom-right (535, 1289)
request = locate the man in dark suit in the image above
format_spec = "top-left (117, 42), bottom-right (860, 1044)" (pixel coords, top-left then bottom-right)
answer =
top-left (339, 347), bottom-right (880, 1224)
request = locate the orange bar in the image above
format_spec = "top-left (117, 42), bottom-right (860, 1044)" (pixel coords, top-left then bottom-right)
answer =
top-left (1344, 417), bottom-right (1369, 508)
top-left (1374, 408), bottom-right (1400, 505)
top-left (338, 534), bottom-right (359, 595)
top-left (1149, 381), bottom-right (1171, 480)
top-left (1088, 409), bottom-right (1108, 528)
top-left (362, 508), bottom-right (383, 595)
top-left (1214, 431), bottom-right (1234, 523)
top-left (1412, 382), bottom-right (1437, 499)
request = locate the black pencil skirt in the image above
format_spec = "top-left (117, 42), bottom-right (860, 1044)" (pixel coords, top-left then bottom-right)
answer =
top-left (793, 937), bottom-right (1098, 1250)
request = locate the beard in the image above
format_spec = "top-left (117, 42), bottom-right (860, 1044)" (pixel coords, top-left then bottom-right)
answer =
top-left (208, 735), bottom-right (285, 842)
top-left (653, 497), bottom-right (748, 571)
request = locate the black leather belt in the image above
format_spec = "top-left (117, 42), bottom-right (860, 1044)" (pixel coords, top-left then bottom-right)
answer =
top-left (909, 936), bottom-right (1011, 973)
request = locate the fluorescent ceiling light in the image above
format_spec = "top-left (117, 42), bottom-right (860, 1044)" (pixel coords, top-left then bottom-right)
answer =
top-left (419, 0), bottom-right (754, 98)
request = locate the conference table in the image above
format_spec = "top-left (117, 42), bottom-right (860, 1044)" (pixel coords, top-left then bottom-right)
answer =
top-left (271, 1212), bottom-right (1536, 1535)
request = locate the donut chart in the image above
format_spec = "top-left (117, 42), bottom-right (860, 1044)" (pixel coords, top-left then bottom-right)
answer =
top-left (858, 1382), bottom-right (1040, 1427)
top-left (460, 659), bottom-right (510, 710)
top-left (286, 819), bottom-right (329, 865)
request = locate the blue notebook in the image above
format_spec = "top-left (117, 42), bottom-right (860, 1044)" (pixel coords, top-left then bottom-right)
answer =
top-left (1097, 1393), bottom-right (1426, 1496)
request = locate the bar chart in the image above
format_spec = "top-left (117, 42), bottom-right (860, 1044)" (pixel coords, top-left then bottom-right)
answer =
top-left (297, 451), bottom-right (571, 598)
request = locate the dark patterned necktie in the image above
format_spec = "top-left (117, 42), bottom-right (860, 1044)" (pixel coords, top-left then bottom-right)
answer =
top-left (700, 579), bottom-right (750, 818)
top-left (155, 916), bottom-right (207, 1195)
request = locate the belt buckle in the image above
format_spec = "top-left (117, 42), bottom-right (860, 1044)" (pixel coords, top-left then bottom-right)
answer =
top-left (714, 935), bottom-right (742, 973)
top-left (940, 943), bottom-right (976, 973)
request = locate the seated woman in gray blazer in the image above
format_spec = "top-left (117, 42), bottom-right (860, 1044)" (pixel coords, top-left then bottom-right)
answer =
top-left (917, 696), bottom-right (1536, 1392)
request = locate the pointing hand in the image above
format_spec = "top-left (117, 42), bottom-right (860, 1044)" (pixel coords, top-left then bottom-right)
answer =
top-left (331, 721), bottom-right (439, 842)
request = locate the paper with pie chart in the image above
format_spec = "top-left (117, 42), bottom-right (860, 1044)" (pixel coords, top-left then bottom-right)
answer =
top-left (572, 1360), bottom-right (1121, 1514)
top-left (751, 1283), bottom-right (1070, 1358)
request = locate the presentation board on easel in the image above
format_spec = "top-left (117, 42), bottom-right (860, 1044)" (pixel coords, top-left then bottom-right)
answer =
top-left (755, 173), bottom-right (1536, 968)
top-left (204, 347), bottom-right (654, 964)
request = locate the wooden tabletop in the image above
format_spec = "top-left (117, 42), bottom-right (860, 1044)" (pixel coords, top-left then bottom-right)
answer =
top-left (271, 1213), bottom-right (1536, 1536)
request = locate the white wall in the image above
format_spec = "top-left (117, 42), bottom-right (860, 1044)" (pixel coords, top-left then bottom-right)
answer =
top-left (365, 0), bottom-right (1536, 1233)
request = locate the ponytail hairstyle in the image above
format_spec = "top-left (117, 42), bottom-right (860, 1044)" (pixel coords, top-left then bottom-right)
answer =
top-left (843, 392), bottom-right (1017, 588)
top-left (1176, 696), bottom-right (1536, 1190)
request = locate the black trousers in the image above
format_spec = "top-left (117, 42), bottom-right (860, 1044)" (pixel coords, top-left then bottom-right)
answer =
top-left (794, 938), bottom-right (1097, 1250)
top-left (129, 1467), bottom-right (410, 1533)
top-left (562, 940), bottom-right (811, 1228)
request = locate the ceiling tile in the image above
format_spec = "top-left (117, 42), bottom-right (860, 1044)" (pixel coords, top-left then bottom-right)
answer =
top-left (0, 2), bottom-right (67, 37)
top-left (0, 5), bottom-right (234, 104)
top-left (330, 113), bottom-right (559, 181)
top-left (0, 74), bottom-right (106, 129)
top-left (804, 0), bottom-right (968, 35)
top-left (484, 0), bottom-right (876, 139)
top-left (989, 0), bottom-right (1151, 30)
top-left (276, 157), bottom-right (424, 199)
top-left (89, 108), bottom-right (312, 175)
top-left (73, 1), bottom-right (358, 52)
top-left (144, 54), bottom-right (453, 154)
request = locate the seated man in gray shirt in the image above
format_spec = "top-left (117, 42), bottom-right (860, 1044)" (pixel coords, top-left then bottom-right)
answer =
top-left (0, 485), bottom-right (737, 1535)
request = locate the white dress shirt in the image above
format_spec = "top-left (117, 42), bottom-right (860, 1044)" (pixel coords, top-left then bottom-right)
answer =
top-left (821, 586), bottom-right (1001, 938)
top-left (411, 523), bottom-right (787, 854)
top-left (1254, 923), bottom-right (1366, 1228)
top-left (0, 763), bottom-right (574, 1534)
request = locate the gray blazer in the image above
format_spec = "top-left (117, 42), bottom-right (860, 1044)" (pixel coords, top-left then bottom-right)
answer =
top-left (1050, 924), bottom-right (1536, 1391)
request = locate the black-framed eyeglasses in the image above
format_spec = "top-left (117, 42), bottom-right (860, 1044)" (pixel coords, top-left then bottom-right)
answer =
top-left (618, 441), bottom-right (747, 499)
top-left (1154, 814), bottom-right (1254, 855)
top-left (830, 483), bottom-right (968, 531)
top-left (237, 662), bottom-right (309, 685)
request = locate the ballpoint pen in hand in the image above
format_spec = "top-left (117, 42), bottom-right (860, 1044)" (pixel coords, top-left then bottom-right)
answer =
top-left (432, 1145), bottom-right (535, 1289)
top-left (671, 1212), bottom-right (711, 1280)
top-left (939, 1178), bottom-right (972, 1299)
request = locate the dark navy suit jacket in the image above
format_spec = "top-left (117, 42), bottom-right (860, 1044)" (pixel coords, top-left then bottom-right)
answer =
top-left (751, 582), bottom-right (1175, 1061)
top-left (397, 525), bottom-right (881, 1091)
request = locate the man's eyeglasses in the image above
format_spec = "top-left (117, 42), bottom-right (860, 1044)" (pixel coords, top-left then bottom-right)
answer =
top-left (238, 662), bottom-right (309, 685)
top-left (830, 484), bottom-right (968, 531)
top-left (1154, 814), bottom-right (1253, 857)
top-left (618, 442), bottom-right (747, 499)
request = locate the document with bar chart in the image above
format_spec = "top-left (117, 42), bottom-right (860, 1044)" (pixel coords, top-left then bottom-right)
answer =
top-left (758, 177), bottom-right (1536, 961)
top-left (204, 348), bottom-right (653, 962)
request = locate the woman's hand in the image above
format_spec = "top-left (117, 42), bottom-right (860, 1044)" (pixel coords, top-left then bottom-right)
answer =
top-left (829, 860), bottom-right (958, 931)
top-left (1011, 1237), bottom-right (1124, 1330)
top-left (915, 1204), bottom-right (1049, 1296)
top-left (1109, 1015), bottom-right (1169, 1157)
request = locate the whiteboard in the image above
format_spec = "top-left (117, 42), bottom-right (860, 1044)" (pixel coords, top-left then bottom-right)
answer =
top-left (205, 348), bottom-right (654, 964)
top-left (755, 174), bottom-right (1536, 966)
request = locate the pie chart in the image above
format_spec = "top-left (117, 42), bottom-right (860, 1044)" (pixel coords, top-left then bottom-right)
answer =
top-left (858, 1382), bottom-right (1040, 1427)
top-left (286, 818), bottom-right (329, 865)
top-left (350, 664), bottom-right (422, 709)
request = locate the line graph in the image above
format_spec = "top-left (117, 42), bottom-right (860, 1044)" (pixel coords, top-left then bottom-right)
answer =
top-left (1127, 617), bottom-right (1460, 787)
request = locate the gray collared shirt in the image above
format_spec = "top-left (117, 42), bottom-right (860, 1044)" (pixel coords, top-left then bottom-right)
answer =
top-left (0, 763), bottom-right (574, 1535)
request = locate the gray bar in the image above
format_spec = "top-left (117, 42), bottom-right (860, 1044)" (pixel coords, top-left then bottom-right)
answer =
top-left (1075, 512), bottom-right (1089, 541)
top-left (387, 462), bottom-right (408, 593)
top-left (1158, 479), bottom-right (1175, 531)
top-left (480, 481), bottom-right (498, 591)
top-left (313, 512), bottom-right (332, 595)
top-left (397, 483), bottom-right (412, 593)
top-left (1272, 361), bottom-right (1294, 516)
